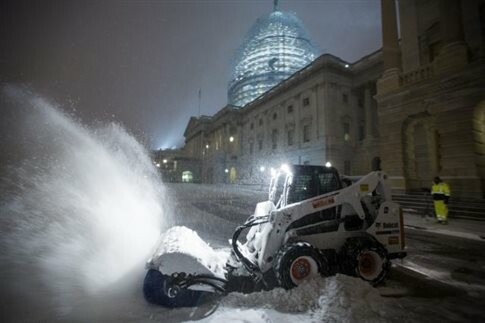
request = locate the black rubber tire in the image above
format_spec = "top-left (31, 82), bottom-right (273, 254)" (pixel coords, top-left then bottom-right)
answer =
top-left (274, 242), bottom-right (330, 289)
top-left (339, 236), bottom-right (390, 285)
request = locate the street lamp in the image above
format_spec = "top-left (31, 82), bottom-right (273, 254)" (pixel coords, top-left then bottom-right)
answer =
top-left (325, 161), bottom-right (332, 168)
top-left (163, 159), bottom-right (168, 164)
top-left (225, 168), bottom-right (229, 173)
top-left (156, 163), bottom-right (161, 168)
top-left (229, 136), bottom-right (234, 142)
top-left (206, 144), bottom-right (209, 149)
top-left (259, 166), bottom-right (265, 172)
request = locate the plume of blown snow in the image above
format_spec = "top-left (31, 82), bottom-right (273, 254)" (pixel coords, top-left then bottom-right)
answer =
top-left (0, 86), bottom-right (168, 314)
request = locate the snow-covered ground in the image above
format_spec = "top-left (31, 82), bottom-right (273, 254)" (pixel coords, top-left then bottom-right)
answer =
top-left (2, 182), bottom-right (485, 322)
top-left (143, 184), bottom-right (485, 323)
top-left (206, 274), bottom-right (409, 323)
top-left (149, 224), bottom-right (407, 323)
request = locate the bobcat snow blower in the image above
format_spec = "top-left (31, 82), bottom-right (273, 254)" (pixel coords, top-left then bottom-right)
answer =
top-left (143, 164), bottom-right (406, 307)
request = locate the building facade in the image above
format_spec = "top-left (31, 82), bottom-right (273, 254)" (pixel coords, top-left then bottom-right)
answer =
top-left (377, 0), bottom-right (485, 198)
top-left (183, 108), bottom-right (243, 184)
top-left (152, 148), bottom-right (201, 183)
top-left (161, 0), bottom-right (485, 198)
top-left (182, 52), bottom-right (383, 184)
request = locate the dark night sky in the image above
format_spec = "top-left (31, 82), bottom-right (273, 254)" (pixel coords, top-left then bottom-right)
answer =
top-left (1, 0), bottom-right (381, 149)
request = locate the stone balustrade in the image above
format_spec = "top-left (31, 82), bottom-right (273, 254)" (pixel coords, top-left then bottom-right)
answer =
top-left (399, 64), bottom-right (433, 86)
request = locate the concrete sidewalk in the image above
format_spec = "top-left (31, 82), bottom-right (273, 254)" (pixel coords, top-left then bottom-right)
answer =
top-left (403, 212), bottom-right (485, 242)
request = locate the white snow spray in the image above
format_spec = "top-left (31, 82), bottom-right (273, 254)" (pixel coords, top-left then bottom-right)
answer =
top-left (0, 86), bottom-right (167, 316)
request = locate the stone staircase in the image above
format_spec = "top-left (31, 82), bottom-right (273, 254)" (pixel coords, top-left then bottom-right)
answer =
top-left (393, 191), bottom-right (485, 221)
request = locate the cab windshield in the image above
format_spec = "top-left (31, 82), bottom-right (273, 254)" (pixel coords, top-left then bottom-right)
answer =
top-left (287, 166), bottom-right (341, 205)
top-left (269, 165), bottom-right (341, 207)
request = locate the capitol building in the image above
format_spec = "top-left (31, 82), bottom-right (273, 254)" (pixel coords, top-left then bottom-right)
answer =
top-left (155, 0), bottom-right (485, 200)
top-left (228, 8), bottom-right (318, 107)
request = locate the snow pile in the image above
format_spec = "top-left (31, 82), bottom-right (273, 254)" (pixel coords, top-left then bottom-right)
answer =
top-left (148, 226), bottom-right (230, 278)
top-left (202, 275), bottom-right (399, 323)
top-left (312, 274), bottom-right (390, 322)
top-left (222, 277), bottom-right (325, 312)
top-left (200, 308), bottom-right (309, 323)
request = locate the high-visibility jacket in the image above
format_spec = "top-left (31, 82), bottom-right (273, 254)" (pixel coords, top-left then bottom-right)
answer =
top-left (431, 182), bottom-right (451, 202)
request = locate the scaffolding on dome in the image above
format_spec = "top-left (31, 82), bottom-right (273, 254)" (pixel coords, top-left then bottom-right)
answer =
top-left (228, 8), bottom-right (318, 107)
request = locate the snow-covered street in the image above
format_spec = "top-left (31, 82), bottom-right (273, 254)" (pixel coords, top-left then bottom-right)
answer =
top-left (163, 184), bottom-right (485, 323)
top-left (90, 184), bottom-right (485, 322)
top-left (2, 183), bottom-right (485, 322)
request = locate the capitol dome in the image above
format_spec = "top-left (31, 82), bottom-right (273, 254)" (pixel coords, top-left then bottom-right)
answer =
top-left (228, 7), bottom-right (318, 107)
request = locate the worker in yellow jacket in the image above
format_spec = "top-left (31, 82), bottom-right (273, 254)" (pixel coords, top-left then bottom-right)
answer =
top-left (431, 177), bottom-right (451, 224)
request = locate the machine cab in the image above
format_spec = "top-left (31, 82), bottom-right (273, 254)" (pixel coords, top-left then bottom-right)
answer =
top-left (269, 164), bottom-right (342, 207)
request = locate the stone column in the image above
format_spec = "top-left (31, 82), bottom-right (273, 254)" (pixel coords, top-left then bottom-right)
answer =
top-left (377, 0), bottom-right (401, 94)
top-left (434, 0), bottom-right (467, 73)
top-left (381, 0), bottom-right (401, 71)
top-left (441, 0), bottom-right (464, 44)
top-left (399, 0), bottom-right (420, 72)
top-left (364, 84), bottom-right (374, 139)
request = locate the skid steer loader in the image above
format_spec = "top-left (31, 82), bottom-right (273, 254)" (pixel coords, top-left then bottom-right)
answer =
top-left (143, 164), bottom-right (406, 307)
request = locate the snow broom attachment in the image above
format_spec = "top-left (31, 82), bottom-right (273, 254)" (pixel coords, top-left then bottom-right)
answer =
top-left (142, 214), bottom-right (271, 308)
top-left (143, 269), bottom-right (227, 307)
top-left (142, 226), bottom-right (232, 307)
